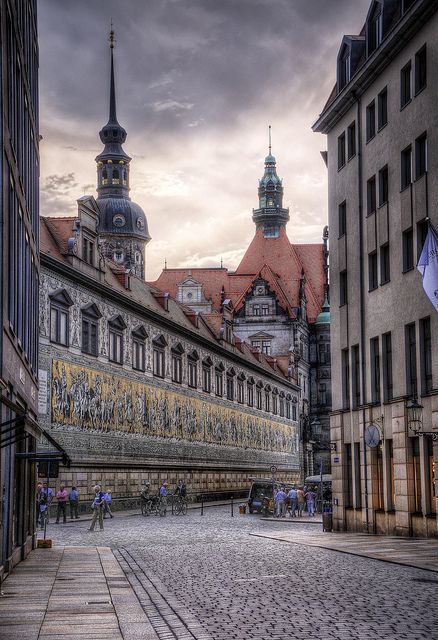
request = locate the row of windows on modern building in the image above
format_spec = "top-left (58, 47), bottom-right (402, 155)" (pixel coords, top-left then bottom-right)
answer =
top-left (338, 43), bottom-right (427, 171)
top-left (5, 5), bottom-right (39, 240)
top-left (340, 317), bottom-right (433, 410)
top-left (338, 214), bottom-right (429, 305)
top-left (343, 437), bottom-right (435, 516)
top-left (49, 296), bottom-right (298, 420)
top-left (8, 171), bottom-right (39, 374)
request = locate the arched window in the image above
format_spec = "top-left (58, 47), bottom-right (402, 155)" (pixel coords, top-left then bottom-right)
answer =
top-left (102, 169), bottom-right (108, 186)
top-left (123, 169), bottom-right (127, 185)
top-left (112, 169), bottom-right (120, 185)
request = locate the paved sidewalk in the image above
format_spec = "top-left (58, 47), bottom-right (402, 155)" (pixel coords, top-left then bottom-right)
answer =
top-left (251, 529), bottom-right (438, 572)
top-left (0, 546), bottom-right (158, 640)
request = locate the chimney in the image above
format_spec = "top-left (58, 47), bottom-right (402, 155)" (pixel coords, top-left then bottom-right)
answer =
top-left (153, 291), bottom-right (170, 311)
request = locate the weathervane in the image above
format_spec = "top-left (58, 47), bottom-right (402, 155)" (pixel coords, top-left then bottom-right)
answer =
top-left (109, 20), bottom-right (115, 49)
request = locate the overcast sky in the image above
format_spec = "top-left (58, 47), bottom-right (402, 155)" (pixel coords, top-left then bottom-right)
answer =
top-left (38, 0), bottom-right (371, 280)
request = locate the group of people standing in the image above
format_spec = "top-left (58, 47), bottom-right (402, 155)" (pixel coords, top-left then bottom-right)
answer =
top-left (140, 479), bottom-right (187, 516)
top-left (36, 482), bottom-right (113, 529)
top-left (274, 486), bottom-right (317, 518)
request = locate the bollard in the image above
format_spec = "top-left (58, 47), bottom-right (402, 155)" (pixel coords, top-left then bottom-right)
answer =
top-left (231, 495), bottom-right (234, 517)
top-left (201, 494), bottom-right (204, 516)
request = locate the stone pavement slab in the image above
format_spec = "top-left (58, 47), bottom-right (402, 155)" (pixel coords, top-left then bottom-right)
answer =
top-left (250, 529), bottom-right (438, 572)
top-left (0, 546), bottom-right (159, 640)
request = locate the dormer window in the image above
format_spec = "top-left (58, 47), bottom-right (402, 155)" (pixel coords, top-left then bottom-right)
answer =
top-left (338, 45), bottom-right (351, 90)
top-left (49, 289), bottom-right (73, 347)
top-left (367, 2), bottom-right (382, 56)
top-left (82, 235), bottom-right (95, 265)
top-left (108, 315), bottom-right (126, 365)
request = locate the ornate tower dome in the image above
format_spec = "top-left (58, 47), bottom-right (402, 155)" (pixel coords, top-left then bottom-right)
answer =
top-left (95, 29), bottom-right (151, 278)
top-left (252, 126), bottom-right (290, 237)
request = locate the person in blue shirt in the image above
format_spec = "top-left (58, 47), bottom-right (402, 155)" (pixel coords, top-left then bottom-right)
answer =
top-left (274, 487), bottom-right (287, 518)
top-left (39, 483), bottom-right (53, 528)
top-left (287, 488), bottom-right (298, 517)
top-left (159, 482), bottom-right (168, 516)
top-left (69, 486), bottom-right (80, 520)
top-left (103, 491), bottom-right (114, 519)
top-left (89, 485), bottom-right (105, 531)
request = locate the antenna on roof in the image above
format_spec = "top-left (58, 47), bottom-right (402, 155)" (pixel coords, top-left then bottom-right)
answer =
top-left (268, 124), bottom-right (272, 155)
top-left (164, 258), bottom-right (167, 270)
top-left (220, 257), bottom-right (223, 269)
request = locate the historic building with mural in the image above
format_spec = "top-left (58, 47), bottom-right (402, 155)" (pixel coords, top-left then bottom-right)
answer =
top-left (38, 36), bottom-right (300, 503)
top-left (152, 140), bottom-right (331, 477)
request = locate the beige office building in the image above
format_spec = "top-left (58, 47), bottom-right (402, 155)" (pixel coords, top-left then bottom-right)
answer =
top-left (313, 0), bottom-right (437, 537)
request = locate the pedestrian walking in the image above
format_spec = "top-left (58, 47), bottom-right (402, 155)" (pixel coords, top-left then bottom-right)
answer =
top-left (36, 482), bottom-right (43, 526)
top-left (287, 487), bottom-right (298, 517)
top-left (274, 487), bottom-right (287, 517)
top-left (103, 490), bottom-right (114, 518)
top-left (55, 486), bottom-right (68, 523)
top-left (40, 482), bottom-right (53, 528)
top-left (69, 486), bottom-right (80, 520)
top-left (89, 485), bottom-right (105, 531)
top-left (296, 487), bottom-right (305, 517)
top-left (305, 488), bottom-right (317, 516)
top-left (159, 481), bottom-right (168, 516)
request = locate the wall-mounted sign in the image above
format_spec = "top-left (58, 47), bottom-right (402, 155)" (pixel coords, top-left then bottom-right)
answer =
top-left (38, 370), bottom-right (48, 414)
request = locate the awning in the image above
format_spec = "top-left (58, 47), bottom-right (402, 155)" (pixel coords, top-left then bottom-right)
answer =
top-left (304, 474), bottom-right (332, 484)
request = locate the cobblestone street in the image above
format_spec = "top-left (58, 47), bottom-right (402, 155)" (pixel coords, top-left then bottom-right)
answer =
top-left (44, 506), bottom-right (437, 640)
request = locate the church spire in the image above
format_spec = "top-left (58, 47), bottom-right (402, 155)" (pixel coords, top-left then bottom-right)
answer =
top-left (109, 26), bottom-right (117, 124)
top-left (252, 130), bottom-right (290, 236)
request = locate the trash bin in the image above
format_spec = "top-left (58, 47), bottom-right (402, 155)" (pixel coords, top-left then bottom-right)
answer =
top-left (239, 504), bottom-right (246, 515)
top-left (322, 511), bottom-right (332, 532)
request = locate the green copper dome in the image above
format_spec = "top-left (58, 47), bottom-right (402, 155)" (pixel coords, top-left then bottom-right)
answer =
top-left (315, 293), bottom-right (330, 325)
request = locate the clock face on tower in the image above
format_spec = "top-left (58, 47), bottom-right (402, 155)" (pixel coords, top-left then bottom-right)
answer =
top-left (136, 217), bottom-right (145, 230)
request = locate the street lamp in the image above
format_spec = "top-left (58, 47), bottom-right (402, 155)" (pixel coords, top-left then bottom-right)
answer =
top-left (311, 418), bottom-right (322, 440)
top-left (406, 397), bottom-right (423, 435)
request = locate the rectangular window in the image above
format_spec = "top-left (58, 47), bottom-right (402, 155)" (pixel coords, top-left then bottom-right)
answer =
top-left (366, 101), bottom-right (376, 141)
top-left (347, 121), bottom-right (356, 159)
top-left (340, 270), bottom-right (348, 306)
top-left (226, 375), bottom-right (234, 401)
top-left (215, 369), bottom-right (223, 397)
top-left (386, 440), bottom-right (395, 511)
top-left (380, 243), bottom-right (390, 284)
top-left (153, 347), bottom-right (165, 378)
top-left (109, 329), bottom-right (123, 364)
top-left (253, 305), bottom-right (260, 316)
top-left (382, 332), bottom-right (393, 403)
top-left (247, 383), bottom-right (254, 407)
top-left (377, 87), bottom-right (388, 129)
top-left (237, 381), bottom-right (244, 404)
top-left (367, 176), bottom-right (376, 215)
top-left (286, 400), bottom-right (291, 419)
top-left (338, 132), bottom-right (346, 169)
top-left (415, 45), bottom-right (427, 94)
top-left (171, 354), bottom-right (182, 383)
top-left (420, 317), bottom-right (432, 394)
top-left (82, 317), bottom-right (98, 356)
top-left (405, 323), bottom-right (417, 397)
top-left (368, 251), bottom-right (378, 291)
top-left (417, 219), bottom-right (429, 262)
top-left (411, 437), bottom-right (422, 513)
top-left (342, 348), bottom-right (350, 410)
top-left (401, 145), bottom-right (412, 190)
top-left (264, 391), bottom-right (270, 413)
top-left (292, 404), bottom-right (297, 421)
top-left (261, 341), bottom-right (271, 355)
top-left (50, 305), bottom-right (69, 346)
top-left (188, 360), bottom-right (197, 388)
top-left (256, 388), bottom-right (262, 410)
top-left (345, 443), bottom-right (353, 508)
top-left (400, 61), bottom-right (412, 108)
top-left (339, 200), bottom-right (346, 237)
top-left (133, 339), bottom-right (145, 372)
top-left (427, 438), bottom-right (436, 514)
top-left (202, 366), bottom-right (211, 393)
top-left (402, 228), bottom-right (414, 272)
top-left (370, 337), bottom-right (381, 404)
top-left (351, 345), bottom-right (360, 410)
top-left (376, 444), bottom-right (384, 510)
top-left (378, 166), bottom-right (388, 206)
top-left (272, 394), bottom-right (278, 415)
top-left (415, 132), bottom-right (427, 179)
top-left (354, 443), bottom-right (362, 508)
top-left (261, 305), bottom-right (269, 316)
top-left (82, 236), bottom-right (94, 265)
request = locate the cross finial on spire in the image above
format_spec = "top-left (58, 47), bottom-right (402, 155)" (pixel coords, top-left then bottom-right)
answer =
top-left (268, 125), bottom-right (271, 155)
top-left (109, 20), bottom-right (115, 49)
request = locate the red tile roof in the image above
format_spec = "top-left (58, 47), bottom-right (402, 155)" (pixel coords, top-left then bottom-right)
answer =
top-left (152, 227), bottom-right (326, 323)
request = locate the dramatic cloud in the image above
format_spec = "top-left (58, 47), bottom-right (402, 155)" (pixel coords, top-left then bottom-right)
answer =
top-left (38, 0), bottom-right (371, 279)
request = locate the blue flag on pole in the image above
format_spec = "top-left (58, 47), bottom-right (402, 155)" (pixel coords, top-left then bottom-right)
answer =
top-left (417, 223), bottom-right (438, 312)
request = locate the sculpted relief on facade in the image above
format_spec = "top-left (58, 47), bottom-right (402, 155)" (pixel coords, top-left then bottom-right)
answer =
top-left (51, 359), bottom-right (297, 454)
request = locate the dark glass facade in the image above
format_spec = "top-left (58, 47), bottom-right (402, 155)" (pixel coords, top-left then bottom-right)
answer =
top-left (0, 0), bottom-right (40, 576)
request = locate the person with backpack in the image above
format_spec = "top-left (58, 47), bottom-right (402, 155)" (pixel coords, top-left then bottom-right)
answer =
top-left (174, 480), bottom-right (186, 498)
top-left (89, 485), bottom-right (105, 531)
top-left (103, 490), bottom-right (114, 518)
top-left (69, 486), bottom-right (80, 520)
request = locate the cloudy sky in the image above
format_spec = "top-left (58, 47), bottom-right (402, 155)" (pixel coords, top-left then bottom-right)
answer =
top-left (38, 0), bottom-right (371, 280)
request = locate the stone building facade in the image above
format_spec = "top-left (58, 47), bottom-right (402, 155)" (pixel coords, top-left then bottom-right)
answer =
top-left (39, 206), bottom-right (300, 502)
top-left (313, 0), bottom-right (438, 537)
